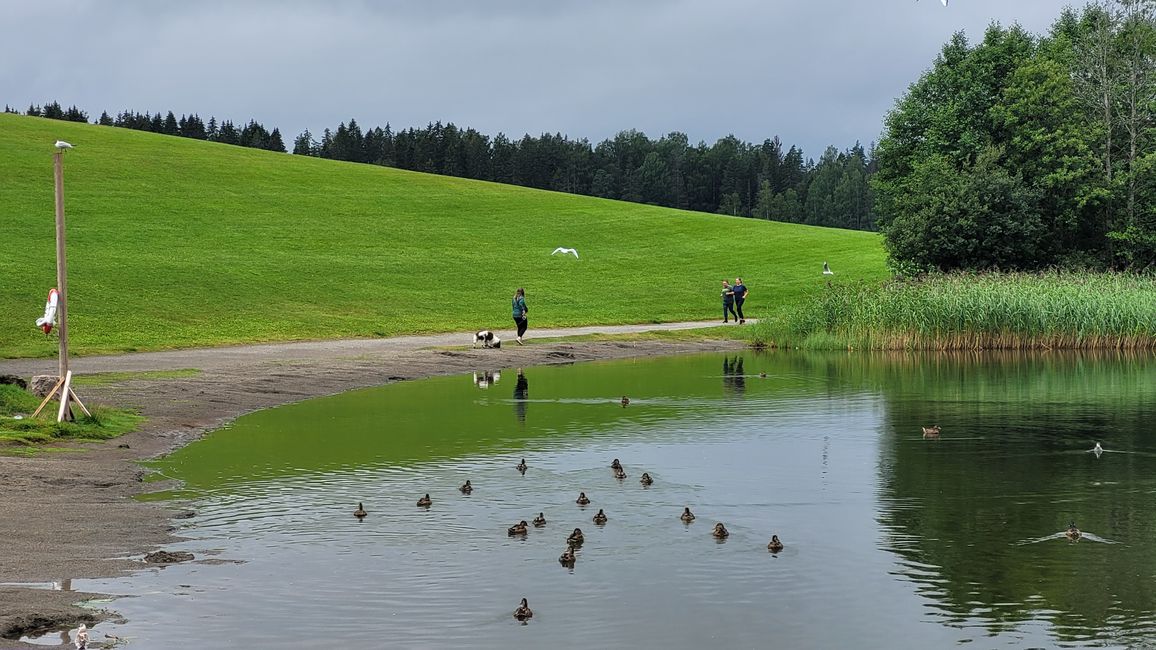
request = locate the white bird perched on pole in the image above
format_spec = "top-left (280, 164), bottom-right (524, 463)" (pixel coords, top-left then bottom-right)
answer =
top-left (54, 140), bottom-right (74, 150)
top-left (823, 261), bottom-right (834, 275)
top-left (551, 247), bottom-right (579, 259)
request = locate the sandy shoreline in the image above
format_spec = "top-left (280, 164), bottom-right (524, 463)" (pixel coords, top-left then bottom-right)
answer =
top-left (0, 323), bottom-right (742, 647)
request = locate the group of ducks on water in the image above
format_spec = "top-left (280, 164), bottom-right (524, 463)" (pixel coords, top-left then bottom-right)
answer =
top-left (352, 455), bottom-right (787, 622)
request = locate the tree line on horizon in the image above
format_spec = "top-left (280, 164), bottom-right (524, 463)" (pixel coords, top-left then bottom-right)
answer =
top-left (7, 101), bottom-right (877, 232)
top-left (874, 0), bottom-right (1156, 272)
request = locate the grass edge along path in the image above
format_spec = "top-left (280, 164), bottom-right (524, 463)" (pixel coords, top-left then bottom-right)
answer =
top-left (0, 384), bottom-right (142, 446)
top-left (748, 272), bottom-right (1156, 351)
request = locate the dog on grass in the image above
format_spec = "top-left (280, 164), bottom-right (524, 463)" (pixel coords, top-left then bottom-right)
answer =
top-left (473, 330), bottom-right (501, 349)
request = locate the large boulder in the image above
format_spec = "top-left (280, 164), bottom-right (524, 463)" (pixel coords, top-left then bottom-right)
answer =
top-left (0, 375), bottom-right (27, 390)
top-left (30, 375), bottom-right (61, 398)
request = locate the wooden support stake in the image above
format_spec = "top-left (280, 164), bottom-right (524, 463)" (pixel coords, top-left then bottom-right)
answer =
top-left (57, 371), bottom-right (73, 423)
top-left (68, 388), bottom-right (91, 418)
top-left (31, 376), bottom-right (66, 418)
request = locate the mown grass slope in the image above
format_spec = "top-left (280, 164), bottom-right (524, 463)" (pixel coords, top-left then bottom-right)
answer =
top-left (0, 113), bottom-right (888, 357)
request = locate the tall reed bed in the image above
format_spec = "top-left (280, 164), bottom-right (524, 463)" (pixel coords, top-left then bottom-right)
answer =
top-left (750, 272), bottom-right (1156, 350)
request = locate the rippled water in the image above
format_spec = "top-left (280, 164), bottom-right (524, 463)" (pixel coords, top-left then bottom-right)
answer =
top-left (37, 351), bottom-right (1156, 648)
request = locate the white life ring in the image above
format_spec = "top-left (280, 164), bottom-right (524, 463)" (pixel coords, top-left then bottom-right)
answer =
top-left (36, 288), bottom-right (59, 334)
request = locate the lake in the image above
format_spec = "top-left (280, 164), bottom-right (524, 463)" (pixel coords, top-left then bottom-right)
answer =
top-left (39, 350), bottom-right (1156, 648)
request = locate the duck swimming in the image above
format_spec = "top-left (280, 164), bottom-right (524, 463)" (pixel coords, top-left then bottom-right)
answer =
top-left (567, 527), bottom-right (585, 546)
top-left (459, 480), bottom-right (473, 494)
top-left (621, 396), bottom-right (630, 407)
top-left (922, 425), bottom-right (941, 437)
top-left (680, 507), bottom-right (695, 523)
top-left (508, 520), bottom-right (529, 536)
top-left (592, 509), bottom-right (608, 524)
top-left (610, 458), bottom-right (622, 470)
top-left (417, 494), bottom-right (432, 508)
top-left (640, 472), bottom-right (653, 486)
top-left (1091, 442), bottom-right (1104, 457)
top-left (1066, 521), bottom-right (1081, 541)
top-left (576, 492), bottom-right (591, 506)
top-left (712, 523), bottom-right (729, 539)
top-left (532, 512), bottom-right (547, 527)
top-left (513, 597), bottom-right (533, 621)
top-left (515, 458), bottom-right (528, 472)
top-left (613, 467), bottom-right (627, 480)
top-left (768, 535), bottom-right (784, 553)
top-left (353, 502), bottom-right (367, 519)
top-left (559, 547), bottom-right (576, 566)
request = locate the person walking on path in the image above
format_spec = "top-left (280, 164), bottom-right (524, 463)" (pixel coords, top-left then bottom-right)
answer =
top-left (733, 277), bottom-right (748, 324)
top-left (721, 280), bottom-right (738, 323)
top-left (512, 287), bottom-right (529, 344)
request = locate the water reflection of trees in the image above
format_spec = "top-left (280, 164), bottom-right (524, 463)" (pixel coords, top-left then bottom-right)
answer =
top-left (870, 351), bottom-right (1156, 644)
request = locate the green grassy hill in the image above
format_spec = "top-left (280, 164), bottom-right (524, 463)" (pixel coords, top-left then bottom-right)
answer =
top-left (0, 113), bottom-right (888, 357)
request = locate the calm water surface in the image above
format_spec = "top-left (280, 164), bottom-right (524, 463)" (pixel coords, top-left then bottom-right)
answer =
top-left (41, 351), bottom-right (1156, 648)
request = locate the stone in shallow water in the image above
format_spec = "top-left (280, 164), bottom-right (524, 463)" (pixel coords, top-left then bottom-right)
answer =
top-left (144, 551), bottom-right (195, 564)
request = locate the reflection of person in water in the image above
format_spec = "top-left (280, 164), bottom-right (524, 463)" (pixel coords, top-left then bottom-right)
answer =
top-left (722, 356), bottom-right (746, 395)
top-left (514, 368), bottom-right (528, 424)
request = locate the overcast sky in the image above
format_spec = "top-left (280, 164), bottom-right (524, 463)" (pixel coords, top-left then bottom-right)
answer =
top-left (2, 0), bottom-right (1068, 157)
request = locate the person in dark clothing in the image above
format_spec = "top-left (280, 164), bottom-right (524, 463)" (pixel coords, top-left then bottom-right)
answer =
top-left (722, 280), bottom-right (737, 323)
top-left (733, 277), bottom-right (748, 324)
top-left (512, 287), bottom-right (528, 344)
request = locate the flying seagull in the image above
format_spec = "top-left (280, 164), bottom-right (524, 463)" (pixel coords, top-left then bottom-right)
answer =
top-left (54, 140), bottom-right (73, 150)
top-left (551, 247), bottom-right (579, 259)
top-left (823, 261), bottom-right (834, 275)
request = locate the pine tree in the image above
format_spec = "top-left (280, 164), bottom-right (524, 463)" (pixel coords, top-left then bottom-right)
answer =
top-left (98, 111), bottom-right (114, 126)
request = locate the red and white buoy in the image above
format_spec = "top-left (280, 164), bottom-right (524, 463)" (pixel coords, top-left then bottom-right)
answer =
top-left (36, 288), bottom-right (59, 334)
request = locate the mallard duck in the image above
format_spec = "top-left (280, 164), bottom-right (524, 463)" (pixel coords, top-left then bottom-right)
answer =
top-left (592, 508), bottom-right (608, 524)
top-left (768, 535), bottom-right (784, 553)
top-left (922, 425), bottom-right (941, 437)
top-left (610, 458), bottom-right (622, 470)
top-left (515, 458), bottom-right (528, 472)
top-left (640, 472), bottom-right (653, 486)
top-left (613, 467), bottom-right (627, 480)
top-left (75, 624), bottom-right (88, 650)
top-left (680, 507), bottom-right (695, 523)
top-left (508, 520), bottom-right (529, 536)
top-left (1066, 521), bottom-right (1081, 541)
top-left (621, 396), bottom-right (630, 407)
top-left (353, 502), bottom-right (367, 519)
top-left (532, 512), bottom-right (546, 527)
top-left (513, 597), bottom-right (533, 621)
top-left (417, 493), bottom-right (432, 507)
top-left (459, 480), bottom-right (473, 494)
top-left (576, 491), bottom-right (591, 505)
top-left (712, 522), bottom-right (729, 539)
top-left (567, 527), bottom-right (585, 546)
top-left (559, 547), bottom-right (576, 565)
top-left (759, 372), bottom-right (767, 378)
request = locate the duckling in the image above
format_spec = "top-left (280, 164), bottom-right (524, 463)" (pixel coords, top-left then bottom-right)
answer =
top-left (640, 472), bottom-right (653, 486)
top-left (576, 491), bottom-right (591, 506)
top-left (621, 396), bottom-right (630, 407)
top-left (767, 535), bottom-right (784, 553)
top-left (1066, 521), bottom-right (1081, 541)
top-left (532, 512), bottom-right (547, 527)
top-left (610, 458), bottom-right (622, 470)
top-left (922, 425), bottom-right (941, 437)
top-left (417, 493), bottom-right (432, 508)
top-left (559, 547), bottom-right (576, 566)
top-left (712, 522), bottom-right (729, 539)
top-left (567, 527), bottom-right (585, 546)
top-left (515, 458), bottom-right (528, 472)
top-left (592, 508), bottom-right (608, 524)
top-left (459, 480), bottom-right (473, 494)
top-left (508, 520), bottom-right (529, 536)
top-left (513, 597), bottom-right (533, 621)
top-left (613, 467), bottom-right (627, 480)
top-left (680, 507), bottom-right (696, 523)
top-left (353, 502), bottom-right (367, 519)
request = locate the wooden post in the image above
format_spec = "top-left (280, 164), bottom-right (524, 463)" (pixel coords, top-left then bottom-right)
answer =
top-left (53, 151), bottom-right (69, 381)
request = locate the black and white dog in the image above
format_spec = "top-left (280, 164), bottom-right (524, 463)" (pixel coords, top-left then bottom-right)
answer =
top-left (473, 330), bottom-right (502, 349)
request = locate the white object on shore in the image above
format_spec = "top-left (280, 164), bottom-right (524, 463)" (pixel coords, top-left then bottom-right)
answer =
top-left (551, 247), bottom-right (579, 259)
top-left (54, 140), bottom-right (74, 150)
top-left (75, 623), bottom-right (88, 649)
top-left (823, 261), bottom-right (834, 275)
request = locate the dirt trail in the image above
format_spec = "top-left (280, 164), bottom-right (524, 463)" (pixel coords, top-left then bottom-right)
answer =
top-left (0, 322), bottom-right (743, 647)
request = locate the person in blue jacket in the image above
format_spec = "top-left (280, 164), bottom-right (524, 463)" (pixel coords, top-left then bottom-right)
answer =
top-left (512, 287), bottom-right (529, 344)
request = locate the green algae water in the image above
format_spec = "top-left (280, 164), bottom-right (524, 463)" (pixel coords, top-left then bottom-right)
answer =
top-left (52, 351), bottom-right (1156, 648)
